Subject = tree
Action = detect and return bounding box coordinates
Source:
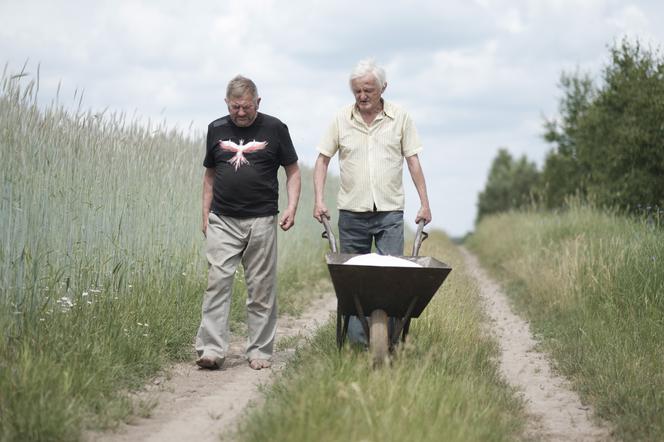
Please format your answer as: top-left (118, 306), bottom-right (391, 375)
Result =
top-left (576, 40), bottom-right (664, 210)
top-left (539, 72), bottom-right (595, 208)
top-left (476, 148), bottom-right (540, 223)
top-left (540, 39), bottom-right (664, 210)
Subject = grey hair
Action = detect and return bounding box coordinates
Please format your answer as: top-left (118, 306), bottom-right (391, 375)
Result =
top-left (226, 75), bottom-right (259, 103)
top-left (349, 58), bottom-right (386, 90)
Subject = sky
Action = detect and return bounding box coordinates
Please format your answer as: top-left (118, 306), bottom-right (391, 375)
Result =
top-left (2, 0), bottom-right (663, 237)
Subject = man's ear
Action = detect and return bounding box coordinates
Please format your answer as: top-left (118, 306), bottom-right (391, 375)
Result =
top-left (382, 82), bottom-right (387, 93)
top-left (256, 97), bottom-right (261, 109)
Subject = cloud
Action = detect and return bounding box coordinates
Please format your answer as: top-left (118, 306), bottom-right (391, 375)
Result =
top-left (2, 0), bottom-right (664, 236)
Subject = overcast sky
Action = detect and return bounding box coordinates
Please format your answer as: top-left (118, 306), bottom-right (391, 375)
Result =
top-left (2, 0), bottom-right (663, 236)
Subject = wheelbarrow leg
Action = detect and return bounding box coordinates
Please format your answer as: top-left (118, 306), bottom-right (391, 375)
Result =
top-left (342, 315), bottom-right (350, 342)
top-left (352, 294), bottom-right (371, 340)
top-left (390, 318), bottom-right (403, 348)
top-left (390, 296), bottom-right (418, 345)
top-left (336, 305), bottom-right (343, 349)
top-left (402, 318), bottom-right (411, 342)
top-left (336, 304), bottom-right (351, 349)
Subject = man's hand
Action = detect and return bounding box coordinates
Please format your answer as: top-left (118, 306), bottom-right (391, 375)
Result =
top-left (201, 218), bottom-right (208, 237)
top-left (415, 206), bottom-right (432, 225)
top-left (279, 208), bottom-right (296, 231)
top-left (313, 202), bottom-right (329, 223)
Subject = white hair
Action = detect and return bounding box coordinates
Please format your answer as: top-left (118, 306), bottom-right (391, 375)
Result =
top-left (349, 58), bottom-right (386, 90)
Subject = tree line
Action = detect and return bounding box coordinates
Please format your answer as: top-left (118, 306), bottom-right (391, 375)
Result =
top-left (476, 39), bottom-right (664, 223)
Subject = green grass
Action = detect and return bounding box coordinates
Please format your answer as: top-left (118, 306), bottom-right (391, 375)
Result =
top-left (234, 232), bottom-right (526, 442)
top-left (0, 66), bottom-right (336, 441)
top-left (468, 205), bottom-right (664, 441)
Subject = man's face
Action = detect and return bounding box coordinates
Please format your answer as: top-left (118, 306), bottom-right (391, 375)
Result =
top-left (351, 74), bottom-right (385, 114)
top-left (226, 93), bottom-right (260, 127)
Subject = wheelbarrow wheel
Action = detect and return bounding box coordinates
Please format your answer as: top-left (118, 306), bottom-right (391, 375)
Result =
top-left (370, 309), bottom-right (389, 366)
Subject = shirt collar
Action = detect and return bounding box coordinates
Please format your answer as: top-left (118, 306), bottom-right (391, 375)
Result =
top-left (382, 100), bottom-right (396, 119)
top-left (349, 99), bottom-right (395, 122)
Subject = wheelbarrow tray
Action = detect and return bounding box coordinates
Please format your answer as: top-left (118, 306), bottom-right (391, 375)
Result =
top-left (325, 253), bottom-right (452, 318)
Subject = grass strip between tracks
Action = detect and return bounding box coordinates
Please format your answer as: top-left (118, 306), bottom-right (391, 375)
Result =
top-left (234, 232), bottom-right (526, 442)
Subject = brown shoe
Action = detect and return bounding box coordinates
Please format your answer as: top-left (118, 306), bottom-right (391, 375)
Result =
top-left (196, 355), bottom-right (224, 370)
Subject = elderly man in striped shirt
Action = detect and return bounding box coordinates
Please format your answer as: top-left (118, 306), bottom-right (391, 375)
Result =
top-left (313, 58), bottom-right (432, 345)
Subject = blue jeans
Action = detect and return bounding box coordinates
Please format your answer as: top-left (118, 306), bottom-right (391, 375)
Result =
top-left (338, 210), bottom-right (404, 345)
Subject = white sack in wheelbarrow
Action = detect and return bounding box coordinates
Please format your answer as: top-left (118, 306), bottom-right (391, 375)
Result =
top-left (343, 253), bottom-right (422, 267)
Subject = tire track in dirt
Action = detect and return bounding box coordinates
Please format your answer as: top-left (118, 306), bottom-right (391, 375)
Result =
top-left (86, 295), bottom-right (337, 442)
top-left (460, 247), bottom-right (612, 442)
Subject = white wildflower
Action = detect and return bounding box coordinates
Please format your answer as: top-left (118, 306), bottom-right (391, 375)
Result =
top-left (59, 296), bottom-right (72, 305)
top-left (57, 296), bottom-right (74, 311)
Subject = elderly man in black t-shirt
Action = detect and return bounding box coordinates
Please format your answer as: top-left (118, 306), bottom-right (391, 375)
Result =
top-left (196, 75), bottom-right (301, 371)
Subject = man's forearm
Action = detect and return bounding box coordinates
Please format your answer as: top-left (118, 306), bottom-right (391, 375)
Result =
top-left (313, 154), bottom-right (330, 204)
top-left (407, 155), bottom-right (431, 208)
top-left (202, 169), bottom-right (215, 219)
top-left (202, 192), bottom-right (212, 218)
top-left (285, 165), bottom-right (301, 213)
top-left (414, 176), bottom-right (430, 209)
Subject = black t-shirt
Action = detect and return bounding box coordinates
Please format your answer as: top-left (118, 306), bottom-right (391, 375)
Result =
top-left (203, 113), bottom-right (298, 218)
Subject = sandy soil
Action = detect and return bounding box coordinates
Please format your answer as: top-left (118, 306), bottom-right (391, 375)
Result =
top-left (460, 247), bottom-right (612, 441)
top-left (86, 295), bottom-right (337, 442)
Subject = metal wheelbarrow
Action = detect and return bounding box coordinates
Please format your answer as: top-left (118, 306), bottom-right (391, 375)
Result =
top-left (321, 218), bottom-right (452, 365)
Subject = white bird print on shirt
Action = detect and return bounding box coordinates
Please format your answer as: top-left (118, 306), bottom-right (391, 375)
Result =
top-left (218, 139), bottom-right (268, 171)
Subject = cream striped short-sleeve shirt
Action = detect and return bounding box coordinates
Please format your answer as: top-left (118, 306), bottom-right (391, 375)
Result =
top-left (317, 100), bottom-right (423, 212)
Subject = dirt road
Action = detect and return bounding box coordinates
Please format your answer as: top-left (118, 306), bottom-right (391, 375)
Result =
top-left (460, 247), bottom-right (612, 441)
top-left (87, 295), bottom-right (337, 442)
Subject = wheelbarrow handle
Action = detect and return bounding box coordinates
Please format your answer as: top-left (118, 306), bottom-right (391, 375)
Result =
top-left (411, 220), bottom-right (428, 257)
top-left (321, 217), bottom-right (338, 253)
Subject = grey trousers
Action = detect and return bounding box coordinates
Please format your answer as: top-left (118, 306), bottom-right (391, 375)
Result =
top-left (195, 213), bottom-right (278, 361)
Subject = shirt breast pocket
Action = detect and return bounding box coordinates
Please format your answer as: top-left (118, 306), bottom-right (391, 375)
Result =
top-left (338, 133), bottom-right (364, 161)
top-left (379, 130), bottom-right (403, 160)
